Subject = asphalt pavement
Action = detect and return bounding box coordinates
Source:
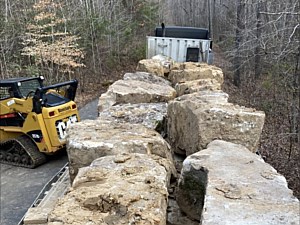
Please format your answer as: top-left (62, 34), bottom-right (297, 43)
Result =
top-left (0, 98), bottom-right (98, 225)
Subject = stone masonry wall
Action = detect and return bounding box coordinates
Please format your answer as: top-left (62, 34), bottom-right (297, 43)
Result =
top-left (177, 140), bottom-right (300, 224)
top-left (46, 55), bottom-right (299, 225)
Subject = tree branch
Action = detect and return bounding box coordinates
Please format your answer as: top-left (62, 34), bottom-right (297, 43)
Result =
top-left (289, 24), bottom-right (300, 43)
top-left (260, 11), bottom-right (300, 16)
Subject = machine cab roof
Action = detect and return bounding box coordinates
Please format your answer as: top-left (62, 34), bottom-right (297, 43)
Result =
top-left (0, 77), bottom-right (43, 99)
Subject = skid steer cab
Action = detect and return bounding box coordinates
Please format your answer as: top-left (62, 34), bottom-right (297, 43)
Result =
top-left (0, 76), bottom-right (80, 168)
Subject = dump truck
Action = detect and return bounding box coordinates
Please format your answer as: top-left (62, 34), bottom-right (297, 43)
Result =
top-left (147, 24), bottom-right (213, 64)
top-left (0, 76), bottom-right (80, 168)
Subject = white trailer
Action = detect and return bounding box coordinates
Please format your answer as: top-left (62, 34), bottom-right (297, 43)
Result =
top-left (147, 36), bottom-right (212, 63)
top-left (146, 26), bottom-right (213, 64)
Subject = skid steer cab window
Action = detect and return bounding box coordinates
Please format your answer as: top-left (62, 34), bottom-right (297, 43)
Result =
top-left (18, 79), bottom-right (41, 98)
top-left (0, 87), bottom-right (13, 100)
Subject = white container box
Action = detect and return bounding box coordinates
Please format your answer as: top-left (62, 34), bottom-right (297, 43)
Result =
top-left (147, 36), bottom-right (212, 63)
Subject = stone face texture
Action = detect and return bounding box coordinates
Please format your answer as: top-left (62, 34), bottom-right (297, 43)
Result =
top-left (175, 79), bottom-right (221, 96)
top-left (137, 55), bottom-right (174, 76)
top-left (66, 119), bottom-right (174, 182)
top-left (23, 208), bottom-right (48, 224)
top-left (177, 90), bottom-right (229, 104)
top-left (123, 72), bottom-right (172, 87)
top-left (168, 91), bottom-right (265, 155)
top-left (136, 58), bottom-right (165, 76)
top-left (98, 79), bottom-right (176, 112)
top-left (177, 140), bottom-right (300, 224)
top-left (172, 62), bottom-right (209, 70)
top-left (99, 103), bottom-right (167, 133)
top-left (48, 154), bottom-right (170, 225)
top-left (168, 65), bottom-right (224, 85)
top-left (167, 199), bottom-right (199, 225)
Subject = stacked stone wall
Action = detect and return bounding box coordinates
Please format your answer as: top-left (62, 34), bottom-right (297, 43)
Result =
top-left (42, 56), bottom-right (299, 225)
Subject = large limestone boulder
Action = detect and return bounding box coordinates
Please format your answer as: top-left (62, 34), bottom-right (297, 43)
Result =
top-left (168, 65), bottom-right (224, 85)
top-left (48, 153), bottom-right (170, 225)
top-left (66, 119), bottom-right (174, 182)
top-left (168, 91), bottom-right (265, 155)
top-left (123, 71), bottom-right (172, 86)
top-left (136, 55), bottom-right (173, 76)
top-left (176, 140), bottom-right (300, 224)
top-left (98, 79), bottom-right (176, 112)
top-left (136, 59), bottom-right (164, 77)
top-left (175, 79), bottom-right (221, 96)
top-left (176, 90), bottom-right (229, 104)
top-left (99, 103), bottom-right (167, 134)
top-left (172, 62), bottom-right (211, 70)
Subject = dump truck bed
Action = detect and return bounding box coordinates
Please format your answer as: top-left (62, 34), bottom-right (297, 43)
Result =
top-left (147, 36), bottom-right (211, 63)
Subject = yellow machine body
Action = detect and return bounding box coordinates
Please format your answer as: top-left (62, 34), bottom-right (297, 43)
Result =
top-left (0, 98), bottom-right (79, 154)
top-left (0, 77), bottom-right (79, 167)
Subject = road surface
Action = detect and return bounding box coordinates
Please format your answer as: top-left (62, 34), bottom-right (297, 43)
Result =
top-left (0, 98), bottom-right (98, 225)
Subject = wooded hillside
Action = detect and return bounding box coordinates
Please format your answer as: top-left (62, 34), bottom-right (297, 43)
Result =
top-left (0, 0), bottom-right (299, 198)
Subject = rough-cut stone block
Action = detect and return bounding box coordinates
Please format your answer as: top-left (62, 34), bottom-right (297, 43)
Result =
top-left (168, 65), bottom-right (224, 85)
top-left (175, 79), bottom-right (221, 96)
top-left (176, 90), bottom-right (229, 104)
top-left (182, 62), bottom-right (207, 69)
top-left (23, 208), bottom-right (48, 224)
top-left (177, 140), bottom-right (300, 224)
top-left (123, 71), bottom-right (172, 87)
top-left (48, 154), bottom-right (170, 225)
top-left (137, 55), bottom-right (174, 76)
top-left (172, 62), bottom-right (209, 70)
top-left (136, 59), bottom-right (165, 76)
top-left (168, 91), bottom-right (265, 155)
top-left (98, 79), bottom-right (176, 112)
top-left (66, 120), bottom-right (174, 182)
top-left (152, 54), bottom-right (174, 74)
top-left (99, 103), bottom-right (167, 134)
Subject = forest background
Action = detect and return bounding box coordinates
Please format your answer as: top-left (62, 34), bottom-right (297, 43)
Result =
top-left (0, 0), bottom-right (299, 198)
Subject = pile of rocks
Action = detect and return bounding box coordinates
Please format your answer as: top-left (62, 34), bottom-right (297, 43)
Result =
top-left (39, 55), bottom-right (299, 225)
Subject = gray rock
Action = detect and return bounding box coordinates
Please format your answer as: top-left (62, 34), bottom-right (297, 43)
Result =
top-left (152, 54), bottom-right (174, 74)
top-left (66, 119), bottom-right (175, 182)
top-left (172, 62), bottom-right (210, 70)
top-left (99, 102), bottom-right (167, 135)
top-left (167, 199), bottom-right (198, 225)
top-left (177, 90), bottom-right (229, 104)
top-left (168, 91), bottom-right (265, 155)
top-left (136, 55), bottom-right (174, 76)
top-left (49, 154), bottom-right (170, 225)
top-left (175, 79), bottom-right (221, 96)
top-left (136, 58), bottom-right (165, 76)
top-left (168, 65), bottom-right (224, 85)
top-left (124, 71), bottom-right (172, 86)
top-left (177, 140), bottom-right (300, 224)
top-left (98, 79), bottom-right (176, 112)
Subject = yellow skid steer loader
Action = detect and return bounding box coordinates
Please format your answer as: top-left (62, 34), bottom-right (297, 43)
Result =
top-left (0, 76), bottom-right (80, 168)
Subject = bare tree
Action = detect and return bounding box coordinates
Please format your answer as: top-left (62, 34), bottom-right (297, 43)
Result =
top-left (21, 0), bottom-right (85, 82)
top-left (254, 0), bottom-right (263, 78)
top-left (233, 0), bottom-right (245, 87)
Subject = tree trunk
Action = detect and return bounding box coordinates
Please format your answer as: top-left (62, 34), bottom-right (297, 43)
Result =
top-left (254, 0), bottom-right (263, 79)
top-left (234, 0), bottom-right (245, 87)
top-left (208, 0), bottom-right (213, 40)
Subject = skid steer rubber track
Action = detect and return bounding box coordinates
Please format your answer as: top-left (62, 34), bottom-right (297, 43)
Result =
top-left (0, 135), bottom-right (47, 168)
